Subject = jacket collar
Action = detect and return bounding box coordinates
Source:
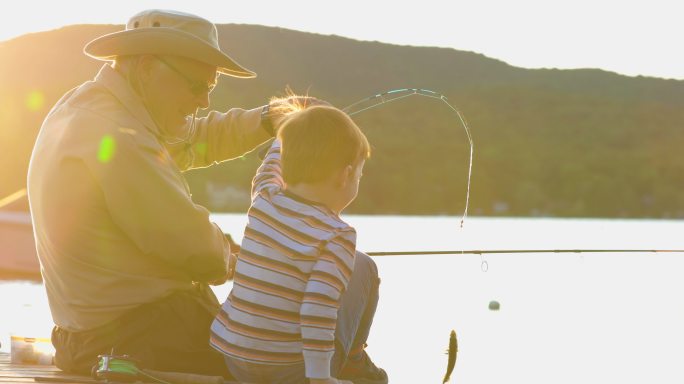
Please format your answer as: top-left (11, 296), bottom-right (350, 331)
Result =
top-left (94, 64), bottom-right (162, 137)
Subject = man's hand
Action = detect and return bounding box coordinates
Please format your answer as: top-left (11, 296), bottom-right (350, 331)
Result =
top-left (208, 251), bottom-right (238, 286)
top-left (225, 233), bottom-right (240, 280)
top-left (224, 233), bottom-right (241, 254)
top-left (208, 234), bottom-right (240, 286)
top-left (226, 251), bottom-right (238, 279)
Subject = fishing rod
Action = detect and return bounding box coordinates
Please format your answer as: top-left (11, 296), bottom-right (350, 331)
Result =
top-left (343, 88), bottom-right (473, 228)
top-left (366, 249), bottom-right (684, 256)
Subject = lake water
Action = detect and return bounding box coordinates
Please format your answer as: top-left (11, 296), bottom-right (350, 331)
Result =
top-left (2, 214), bottom-right (684, 383)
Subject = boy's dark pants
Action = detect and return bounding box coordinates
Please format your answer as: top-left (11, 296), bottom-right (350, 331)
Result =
top-left (334, 251), bottom-right (381, 364)
top-left (51, 283), bottom-right (230, 378)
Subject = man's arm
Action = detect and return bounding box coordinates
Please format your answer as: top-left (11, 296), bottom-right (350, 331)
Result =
top-left (89, 132), bottom-right (230, 282)
top-left (181, 96), bottom-right (331, 168)
top-left (182, 106), bottom-right (273, 169)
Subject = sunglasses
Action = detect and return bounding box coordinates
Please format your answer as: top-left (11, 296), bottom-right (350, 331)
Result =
top-left (155, 56), bottom-right (216, 96)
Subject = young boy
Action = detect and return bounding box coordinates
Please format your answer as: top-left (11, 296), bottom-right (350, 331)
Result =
top-left (210, 103), bottom-right (387, 384)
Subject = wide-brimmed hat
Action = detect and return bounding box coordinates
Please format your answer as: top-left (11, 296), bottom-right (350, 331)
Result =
top-left (84, 9), bottom-right (256, 78)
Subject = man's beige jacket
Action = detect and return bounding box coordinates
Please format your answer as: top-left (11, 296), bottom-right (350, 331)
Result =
top-left (28, 64), bottom-right (270, 332)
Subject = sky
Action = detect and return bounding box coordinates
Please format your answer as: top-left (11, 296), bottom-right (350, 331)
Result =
top-left (0, 0), bottom-right (682, 80)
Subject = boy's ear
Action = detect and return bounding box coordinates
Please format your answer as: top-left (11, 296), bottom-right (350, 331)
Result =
top-left (336, 165), bottom-right (353, 187)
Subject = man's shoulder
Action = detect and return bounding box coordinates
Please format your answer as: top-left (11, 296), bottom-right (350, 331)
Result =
top-left (49, 86), bottom-right (159, 152)
top-left (75, 92), bottom-right (147, 134)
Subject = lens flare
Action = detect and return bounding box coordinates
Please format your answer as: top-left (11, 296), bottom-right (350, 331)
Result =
top-left (194, 142), bottom-right (208, 157)
top-left (26, 91), bottom-right (45, 111)
top-left (98, 135), bottom-right (116, 163)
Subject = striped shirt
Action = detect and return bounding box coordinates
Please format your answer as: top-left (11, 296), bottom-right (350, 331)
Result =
top-left (210, 139), bottom-right (357, 379)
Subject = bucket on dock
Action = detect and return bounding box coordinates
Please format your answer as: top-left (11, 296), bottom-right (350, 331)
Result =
top-left (10, 335), bottom-right (54, 365)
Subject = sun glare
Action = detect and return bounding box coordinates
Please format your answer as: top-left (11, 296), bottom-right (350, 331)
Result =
top-left (269, 91), bottom-right (310, 116)
top-left (10, 335), bottom-right (54, 365)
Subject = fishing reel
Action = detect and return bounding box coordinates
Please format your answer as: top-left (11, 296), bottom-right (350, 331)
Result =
top-left (92, 354), bottom-right (141, 382)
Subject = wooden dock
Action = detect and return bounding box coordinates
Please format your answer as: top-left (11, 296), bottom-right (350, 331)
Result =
top-left (0, 353), bottom-right (93, 384)
top-left (0, 353), bottom-right (242, 384)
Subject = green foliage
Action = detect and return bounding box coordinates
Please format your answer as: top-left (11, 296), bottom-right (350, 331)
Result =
top-left (2, 24), bottom-right (684, 218)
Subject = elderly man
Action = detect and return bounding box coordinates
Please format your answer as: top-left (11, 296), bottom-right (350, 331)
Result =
top-left (27, 9), bottom-right (280, 377)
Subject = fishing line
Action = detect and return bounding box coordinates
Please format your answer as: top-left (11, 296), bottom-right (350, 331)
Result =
top-left (343, 88), bottom-right (474, 228)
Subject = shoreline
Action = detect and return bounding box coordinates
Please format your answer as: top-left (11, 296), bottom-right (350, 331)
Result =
top-left (0, 270), bottom-right (42, 283)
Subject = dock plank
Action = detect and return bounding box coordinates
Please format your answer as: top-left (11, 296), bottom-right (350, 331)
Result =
top-left (0, 353), bottom-right (244, 384)
top-left (0, 353), bottom-right (94, 384)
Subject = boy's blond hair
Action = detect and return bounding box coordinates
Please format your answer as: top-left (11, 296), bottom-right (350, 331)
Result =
top-left (277, 105), bottom-right (370, 185)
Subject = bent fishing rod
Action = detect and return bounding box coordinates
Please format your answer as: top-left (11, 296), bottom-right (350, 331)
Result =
top-left (343, 88), bottom-right (474, 228)
top-left (366, 249), bottom-right (684, 256)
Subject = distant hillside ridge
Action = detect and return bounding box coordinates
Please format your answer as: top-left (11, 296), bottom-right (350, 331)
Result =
top-left (1, 24), bottom-right (683, 218)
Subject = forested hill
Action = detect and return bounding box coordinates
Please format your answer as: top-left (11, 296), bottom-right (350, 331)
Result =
top-left (2, 24), bottom-right (683, 217)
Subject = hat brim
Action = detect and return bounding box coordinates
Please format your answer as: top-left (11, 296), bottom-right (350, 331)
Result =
top-left (84, 28), bottom-right (256, 78)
